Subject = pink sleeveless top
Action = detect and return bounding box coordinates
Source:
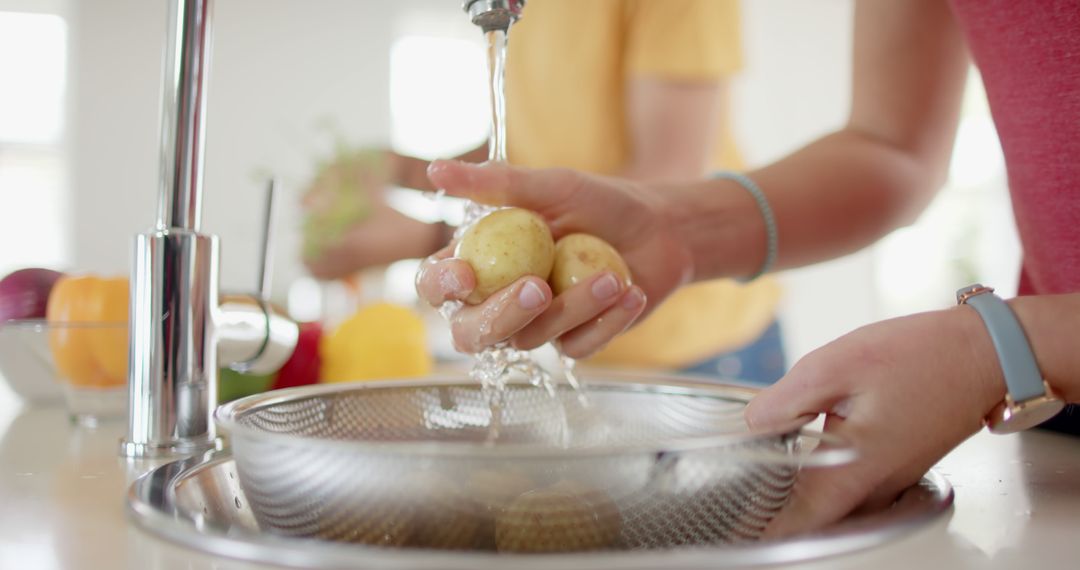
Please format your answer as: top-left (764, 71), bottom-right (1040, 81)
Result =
top-left (950, 0), bottom-right (1080, 295)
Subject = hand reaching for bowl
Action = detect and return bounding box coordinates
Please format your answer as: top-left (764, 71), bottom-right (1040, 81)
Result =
top-left (745, 306), bottom-right (1007, 537)
top-left (415, 160), bottom-right (691, 357)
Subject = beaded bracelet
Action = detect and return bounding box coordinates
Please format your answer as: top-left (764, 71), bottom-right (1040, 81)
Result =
top-left (712, 171), bottom-right (778, 283)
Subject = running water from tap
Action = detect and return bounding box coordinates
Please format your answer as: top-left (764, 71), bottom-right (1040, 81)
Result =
top-left (438, 24), bottom-right (588, 445)
top-left (456, 29), bottom-right (509, 232)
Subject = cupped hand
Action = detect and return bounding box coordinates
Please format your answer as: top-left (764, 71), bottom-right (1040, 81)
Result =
top-left (744, 306), bottom-right (1006, 537)
top-left (415, 160), bottom-right (692, 356)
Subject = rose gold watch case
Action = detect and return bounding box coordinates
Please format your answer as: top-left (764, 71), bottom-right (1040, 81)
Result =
top-left (985, 381), bottom-right (1066, 434)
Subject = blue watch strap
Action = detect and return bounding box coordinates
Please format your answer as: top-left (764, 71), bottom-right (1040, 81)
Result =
top-left (957, 285), bottom-right (1045, 402)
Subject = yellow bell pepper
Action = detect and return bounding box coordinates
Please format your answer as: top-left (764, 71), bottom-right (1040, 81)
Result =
top-left (320, 302), bottom-right (432, 383)
top-left (46, 275), bottom-right (129, 388)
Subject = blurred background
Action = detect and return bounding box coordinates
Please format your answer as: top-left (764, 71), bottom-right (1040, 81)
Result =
top-left (0, 0), bottom-right (1020, 410)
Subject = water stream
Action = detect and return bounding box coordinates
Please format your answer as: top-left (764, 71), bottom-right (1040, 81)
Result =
top-left (443, 25), bottom-right (587, 446)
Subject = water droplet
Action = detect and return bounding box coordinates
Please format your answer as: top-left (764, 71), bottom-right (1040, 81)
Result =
top-left (438, 300), bottom-right (462, 321)
top-left (234, 497), bottom-right (242, 509)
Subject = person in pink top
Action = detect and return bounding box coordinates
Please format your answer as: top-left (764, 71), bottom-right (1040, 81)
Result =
top-left (415, 0), bottom-right (1080, 534)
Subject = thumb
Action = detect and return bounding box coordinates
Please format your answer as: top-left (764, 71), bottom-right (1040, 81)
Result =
top-left (426, 160), bottom-right (578, 211)
top-left (744, 364), bottom-right (847, 433)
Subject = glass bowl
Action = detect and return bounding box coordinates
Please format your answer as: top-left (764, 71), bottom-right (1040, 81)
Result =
top-left (0, 318), bottom-right (128, 426)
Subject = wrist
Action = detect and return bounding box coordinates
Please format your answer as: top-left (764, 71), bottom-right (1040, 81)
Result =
top-left (956, 287), bottom-right (1069, 433)
top-left (660, 179), bottom-right (767, 282)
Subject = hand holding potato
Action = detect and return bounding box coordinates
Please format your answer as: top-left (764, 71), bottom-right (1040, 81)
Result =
top-left (416, 160), bottom-right (692, 357)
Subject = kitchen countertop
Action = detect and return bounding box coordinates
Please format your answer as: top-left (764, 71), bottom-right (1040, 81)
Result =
top-left (1, 396), bottom-right (1078, 569)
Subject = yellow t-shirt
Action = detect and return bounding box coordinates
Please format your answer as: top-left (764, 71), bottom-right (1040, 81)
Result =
top-left (506, 0), bottom-right (781, 369)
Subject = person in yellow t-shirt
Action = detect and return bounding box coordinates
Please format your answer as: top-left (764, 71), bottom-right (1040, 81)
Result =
top-left (301, 0), bottom-right (785, 384)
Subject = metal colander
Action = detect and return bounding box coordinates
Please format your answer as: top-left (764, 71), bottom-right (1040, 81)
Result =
top-left (215, 374), bottom-right (840, 553)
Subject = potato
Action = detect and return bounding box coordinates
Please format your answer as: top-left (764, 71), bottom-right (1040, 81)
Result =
top-left (549, 233), bottom-right (631, 296)
top-left (405, 473), bottom-right (483, 550)
top-left (494, 483), bottom-right (621, 553)
top-left (464, 467), bottom-right (537, 550)
top-left (454, 208), bottom-right (555, 304)
top-left (548, 479), bottom-right (622, 546)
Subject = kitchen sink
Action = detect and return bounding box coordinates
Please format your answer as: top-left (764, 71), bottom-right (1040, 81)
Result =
top-left (127, 451), bottom-right (952, 569)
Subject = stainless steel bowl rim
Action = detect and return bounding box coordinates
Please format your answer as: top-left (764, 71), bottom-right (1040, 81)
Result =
top-left (127, 451), bottom-right (954, 570)
top-left (214, 374), bottom-right (844, 464)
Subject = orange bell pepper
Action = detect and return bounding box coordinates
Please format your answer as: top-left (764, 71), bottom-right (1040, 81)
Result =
top-left (46, 275), bottom-right (129, 388)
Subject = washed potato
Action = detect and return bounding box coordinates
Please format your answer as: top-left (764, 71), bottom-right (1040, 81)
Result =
top-left (494, 483), bottom-right (620, 553)
top-left (454, 208), bottom-right (555, 304)
top-left (465, 467), bottom-right (537, 550)
top-left (316, 496), bottom-right (414, 546)
top-left (405, 473), bottom-right (483, 550)
top-left (549, 233), bottom-right (631, 296)
top-left (549, 479), bottom-right (622, 546)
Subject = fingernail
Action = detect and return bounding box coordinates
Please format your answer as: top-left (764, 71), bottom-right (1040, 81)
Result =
top-left (426, 160), bottom-right (451, 177)
top-left (621, 288), bottom-right (645, 310)
top-left (591, 273), bottom-right (620, 300)
top-left (518, 281), bottom-right (547, 310)
top-left (440, 268), bottom-right (461, 294)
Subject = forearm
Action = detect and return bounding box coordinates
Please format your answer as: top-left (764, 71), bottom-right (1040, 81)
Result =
top-left (664, 0), bottom-right (967, 281)
top-left (663, 127), bottom-right (941, 281)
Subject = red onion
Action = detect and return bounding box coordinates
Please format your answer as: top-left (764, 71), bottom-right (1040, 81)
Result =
top-left (0, 268), bottom-right (64, 321)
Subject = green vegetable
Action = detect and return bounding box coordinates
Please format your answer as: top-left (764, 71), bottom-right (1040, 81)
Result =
top-left (218, 367), bottom-right (275, 403)
top-left (301, 148), bottom-right (388, 260)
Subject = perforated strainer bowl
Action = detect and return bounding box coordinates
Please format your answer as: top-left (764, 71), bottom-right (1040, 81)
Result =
top-left (215, 373), bottom-right (852, 553)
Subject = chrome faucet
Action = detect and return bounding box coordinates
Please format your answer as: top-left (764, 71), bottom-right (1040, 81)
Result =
top-left (121, 0), bottom-right (297, 459)
top-left (464, 0), bottom-right (525, 31)
top-left (121, 0), bottom-right (524, 460)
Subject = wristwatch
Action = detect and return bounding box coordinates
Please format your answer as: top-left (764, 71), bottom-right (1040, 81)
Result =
top-left (957, 284), bottom-right (1065, 434)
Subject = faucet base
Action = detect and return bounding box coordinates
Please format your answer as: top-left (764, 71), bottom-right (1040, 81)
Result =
top-left (120, 436), bottom-right (222, 459)
top-left (125, 229), bottom-right (220, 459)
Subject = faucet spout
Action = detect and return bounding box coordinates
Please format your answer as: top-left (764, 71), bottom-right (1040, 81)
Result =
top-left (463, 0), bottom-right (525, 32)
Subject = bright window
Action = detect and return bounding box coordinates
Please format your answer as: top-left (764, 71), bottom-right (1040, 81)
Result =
top-left (0, 12), bottom-right (66, 144)
top-left (389, 34), bottom-right (488, 160)
top-left (0, 11), bottom-right (69, 277)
